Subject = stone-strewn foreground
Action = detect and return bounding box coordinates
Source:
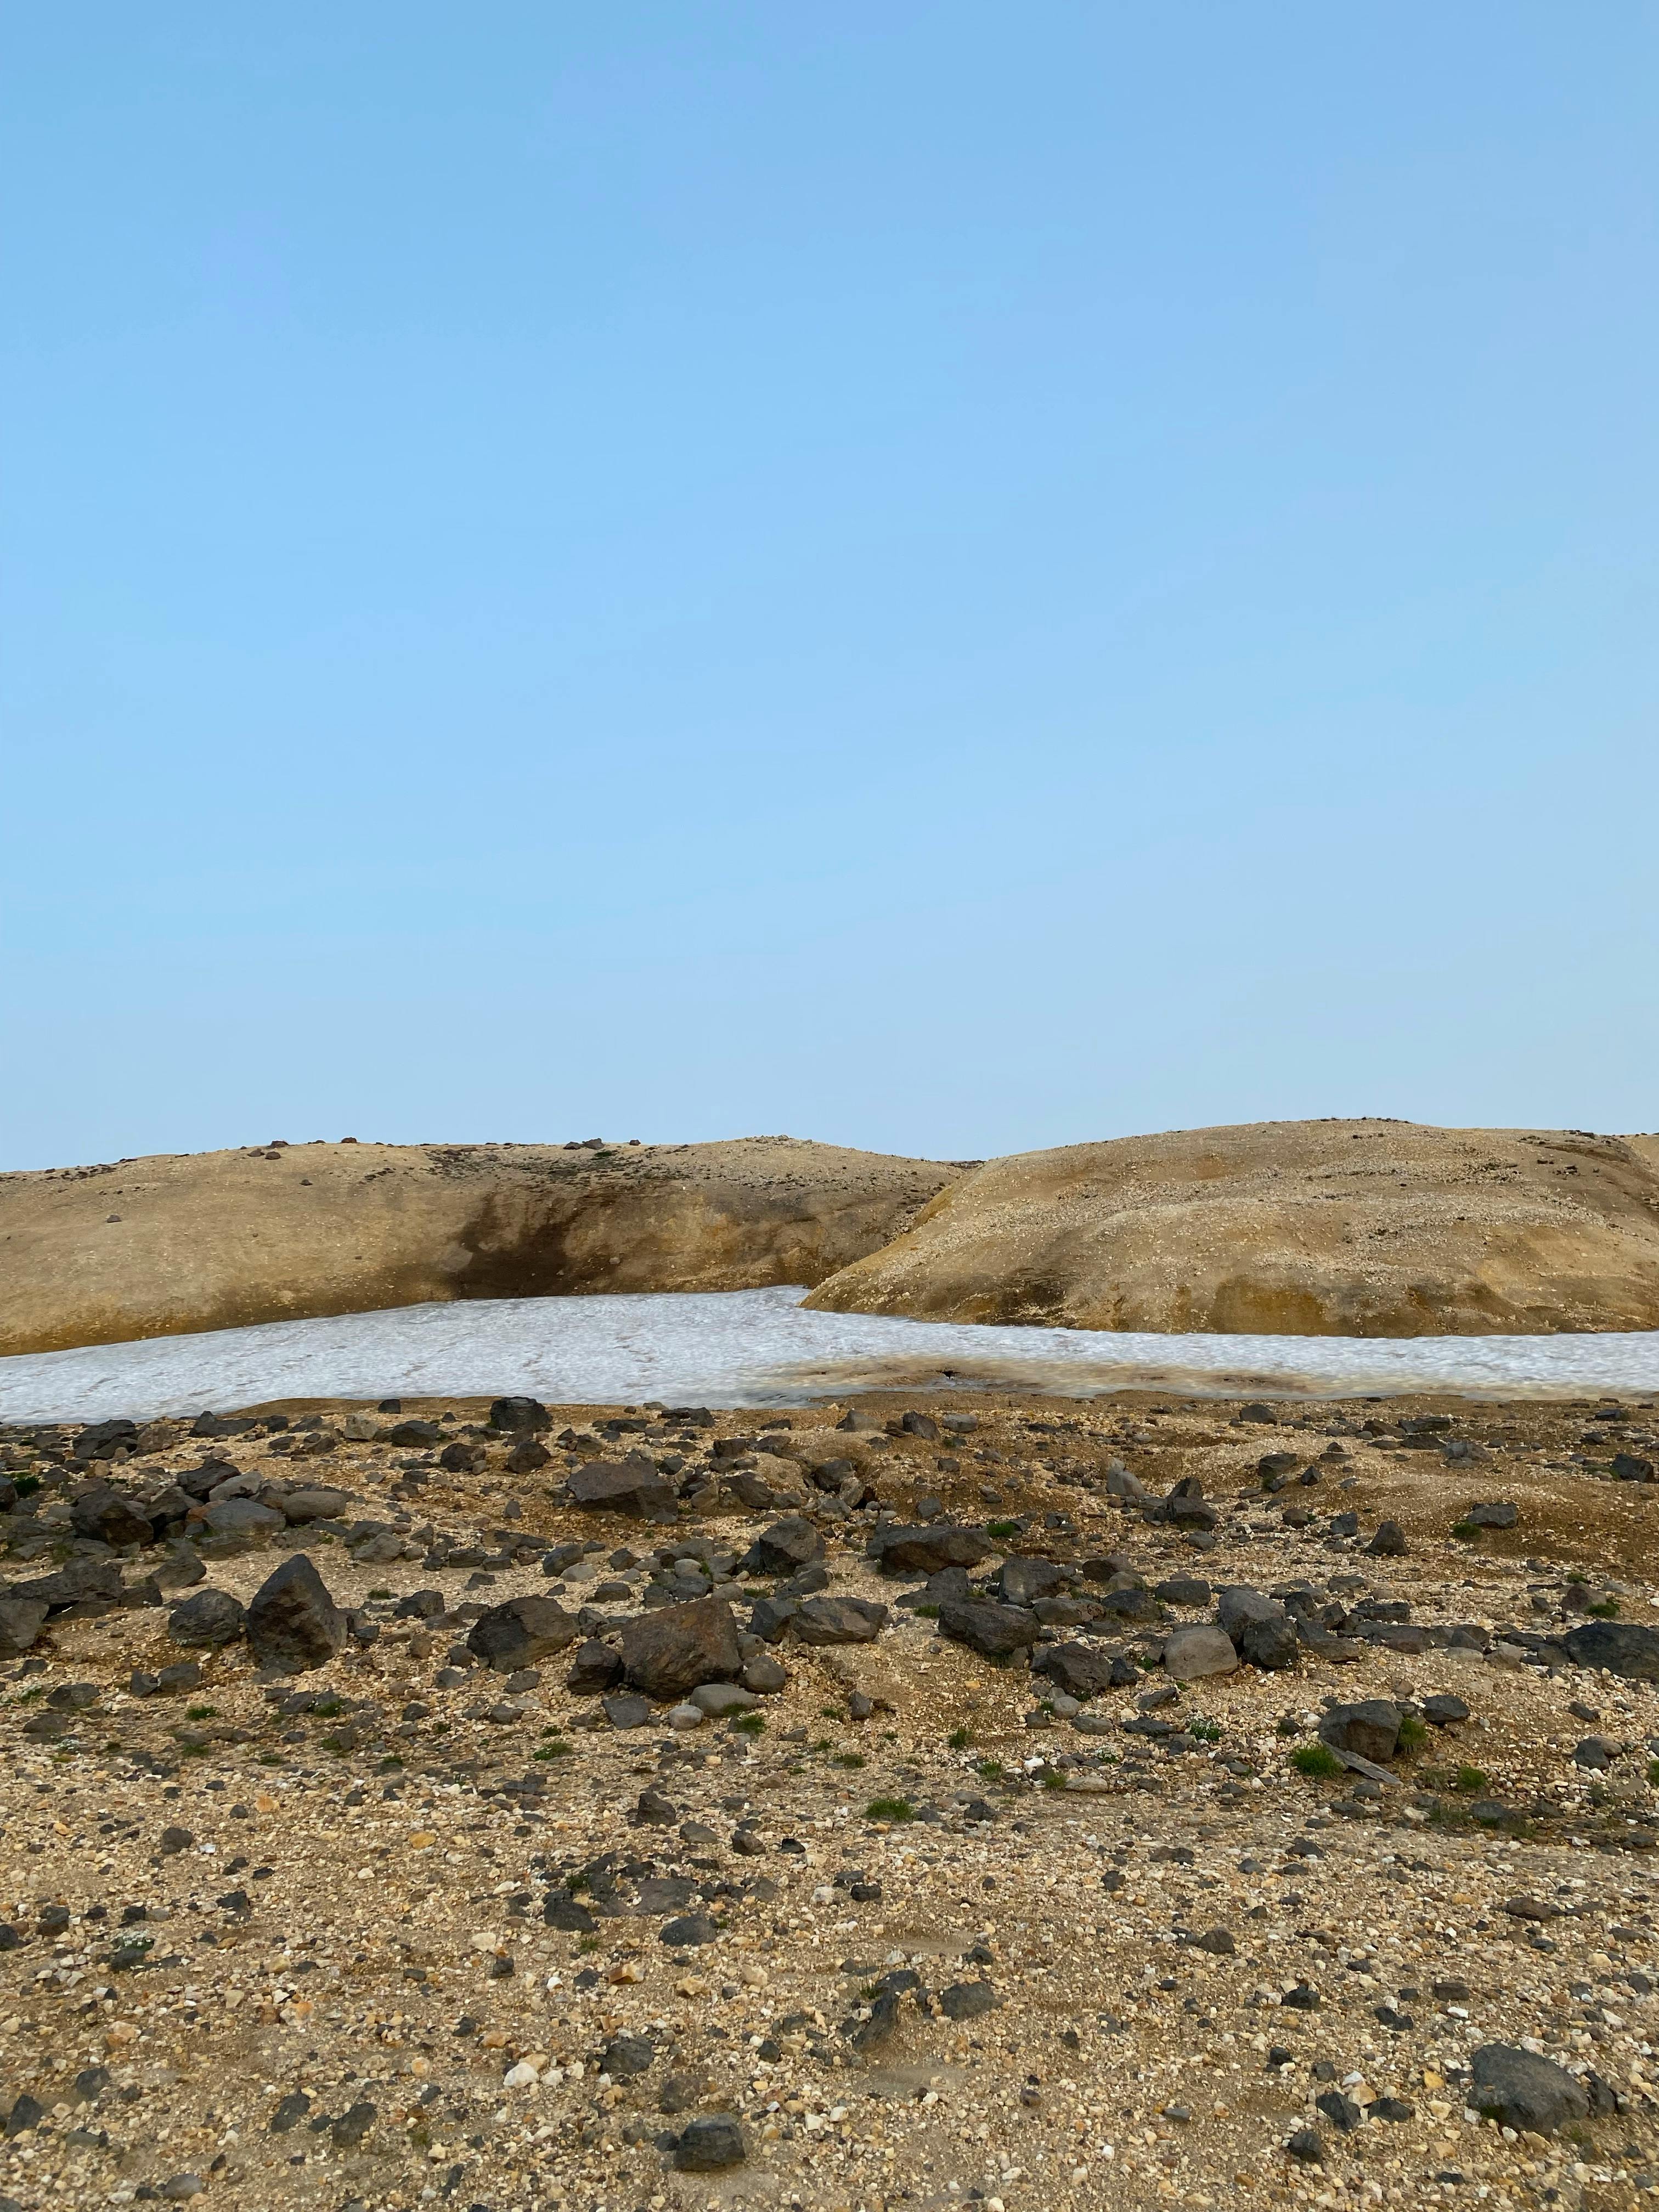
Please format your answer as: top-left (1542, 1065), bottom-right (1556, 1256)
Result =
top-left (0, 1384), bottom-right (1656, 2211)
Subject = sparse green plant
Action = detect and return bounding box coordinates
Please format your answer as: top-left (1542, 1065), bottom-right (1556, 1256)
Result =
top-left (1451, 1521), bottom-right (1479, 1541)
top-left (1291, 1743), bottom-right (1342, 1779)
top-left (378, 1755), bottom-right (404, 1772)
top-left (1588, 1600), bottom-right (1621, 1618)
top-left (881, 1729), bottom-right (899, 1742)
top-left (186, 1705), bottom-right (218, 1721)
top-left (834, 1752), bottom-right (866, 1770)
top-left (1647, 1759), bottom-right (1659, 1787)
top-left (977, 1758), bottom-right (1003, 1780)
top-left (733, 1712), bottom-right (765, 1736)
top-left (915, 1604), bottom-right (940, 1618)
top-left (865, 1797), bottom-right (915, 1824)
top-left (368, 1588), bottom-right (394, 1600)
top-left (577, 1935), bottom-right (600, 1953)
top-left (1041, 1769), bottom-right (1068, 1792)
top-left (1397, 1715), bottom-right (1428, 1753)
top-left (986, 1519), bottom-right (1020, 1541)
top-left (811, 1737), bottom-right (833, 1753)
top-left (820, 1706), bottom-right (845, 1721)
top-left (947, 1726), bottom-right (972, 1751)
top-left (1188, 1717), bottom-right (1223, 1744)
top-left (12, 1475), bottom-right (39, 1498)
top-left (313, 1697), bottom-right (344, 1718)
top-left (1455, 1765), bottom-right (1489, 1794)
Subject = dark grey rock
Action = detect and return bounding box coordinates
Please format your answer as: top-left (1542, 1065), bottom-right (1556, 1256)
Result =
top-left (1366, 1520), bottom-right (1408, 1558)
top-left (673, 2115), bottom-right (746, 2171)
top-left (740, 1517), bottom-right (823, 1576)
top-left (869, 1525), bottom-right (989, 1577)
top-left (568, 1457), bottom-right (677, 1520)
top-left (71, 1488), bottom-right (153, 1548)
top-left (602, 2033), bottom-right (656, 2078)
top-left (488, 1397), bottom-right (549, 1433)
top-left (1469, 2042), bottom-right (1588, 2134)
top-left (1464, 1501), bottom-right (1518, 1528)
top-left (620, 1595), bottom-right (742, 1699)
top-left (467, 1595), bottom-right (579, 1672)
top-left (1562, 1621), bottom-right (1659, 1680)
top-left (246, 1554), bottom-right (346, 1674)
top-left (566, 1639), bottom-right (625, 1694)
top-left (938, 1980), bottom-right (997, 2021)
top-left (791, 1596), bottom-right (888, 1645)
top-left (938, 1598), bottom-right (1040, 1657)
top-left (1319, 1700), bottom-right (1402, 1763)
top-left (167, 1588), bottom-right (246, 1648)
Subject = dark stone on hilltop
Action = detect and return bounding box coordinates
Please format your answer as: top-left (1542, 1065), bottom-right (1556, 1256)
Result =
top-left (869, 1524), bottom-right (989, 1577)
top-left (1032, 1641), bottom-right (1118, 1700)
top-left (1367, 1520), bottom-right (1408, 1558)
top-left (567, 1639), bottom-right (625, 1694)
top-left (1465, 1501), bottom-right (1519, 1528)
top-left (246, 1554), bottom-right (345, 1674)
top-left (791, 1596), bottom-right (888, 1645)
top-left (505, 1438), bottom-right (551, 1474)
top-left (70, 1488), bottom-right (154, 1548)
top-left (1319, 1700), bottom-right (1402, 1762)
top-left (332, 2102), bottom-right (376, 2150)
top-left (385, 1420), bottom-right (442, 1447)
top-left (938, 1980), bottom-right (997, 2021)
top-left (567, 1458), bottom-right (678, 1520)
top-left (938, 1598), bottom-right (1040, 1657)
top-left (747, 1596), bottom-right (799, 1643)
top-left (659, 1914), bottom-right (718, 1947)
top-left (1193, 1927), bottom-right (1235, 1955)
top-left (269, 2090), bottom-right (311, 2133)
top-left (602, 2033), bottom-right (656, 2079)
top-left (439, 1440), bottom-right (487, 1474)
top-left (1562, 1621), bottom-right (1659, 1680)
top-left (620, 1595), bottom-right (742, 1699)
top-left (489, 1397), bottom-right (549, 1434)
top-left (673, 2115), bottom-right (747, 2172)
top-left (1612, 1452), bottom-right (1656, 1482)
top-left (1469, 2043), bottom-right (1589, 2134)
top-left (1316, 2091), bottom-right (1363, 2134)
top-left (740, 1517), bottom-right (823, 1577)
top-left (1217, 1585), bottom-right (1300, 1671)
top-left (1286, 2128), bottom-right (1324, 2163)
top-left (167, 1588), bottom-right (246, 1647)
top-left (0, 1601), bottom-right (47, 1659)
top-left (467, 1595), bottom-right (579, 1673)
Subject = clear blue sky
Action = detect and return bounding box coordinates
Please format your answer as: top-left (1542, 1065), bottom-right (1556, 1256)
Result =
top-left (5, 5), bottom-right (1656, 1171)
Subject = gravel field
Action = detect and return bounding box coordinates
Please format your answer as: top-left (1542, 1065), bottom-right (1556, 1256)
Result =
top-left (0, 1384), bottom-right (1656, 2212)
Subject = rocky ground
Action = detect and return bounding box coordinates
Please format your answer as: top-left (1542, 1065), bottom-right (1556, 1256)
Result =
top-left (0, 1386), bottom-right (1657, 2212)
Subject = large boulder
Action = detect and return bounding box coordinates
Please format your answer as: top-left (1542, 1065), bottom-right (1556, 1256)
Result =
top-left (1319, 1700), bottom-right (1402, 1763)
top-left (937, 1598), bottom-right (1040, 1657)
top-left (201, 1497), bottom-right (284, 1538)
top-left (467, 1596), bottom-right (579, 1673)
top-left (1031, 1641), bottom-right (1118, 1700)
top-left (998, 1556), bottom-right (1071, 1607)
top-left (790, 1596), bottom-right (888, 1646)
top-left (488, 1396), bottom-right (549, 1433)
top-left (1469, 2044), bottom-right (1589, 2135)
top-left (167, 1588), bottom-right (247, 1647)
top-left (70, 1488), bottom-right (154, 1548)
top-left (1216, 1585), bottom-right (1299, 1671)
top-left (567, 1458), bottom-right (678, 1521)
top-left (0, 1600), bottom-right (48, 1658)
top-left (1162, 1625), bottom-right (1239, 1680)
top-left (246, 1555), bottom-right (346, 1674)
top-left (278, 1487), bottom-right (353, 1524)
top-left (1562, 1621), bottom-right (1659, 1680)
top-left (10, 1558), bottom-right (125, 1611)
top-left (620, 1596), bottom-right (743, 1700)
top-left (869, 1525), bottom-right (989, 1577)
top-left (740, 1518), bottom-right (823, 1577)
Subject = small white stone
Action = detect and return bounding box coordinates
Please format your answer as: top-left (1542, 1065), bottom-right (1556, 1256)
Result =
top-left (668, 1703), bottom-right (706, 1730)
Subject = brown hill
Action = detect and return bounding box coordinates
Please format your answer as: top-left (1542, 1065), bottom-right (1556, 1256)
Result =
top-left (0, 1137), bottom-right (961, 1356)
top-left (803, 1119), bottom-right (1659, 1336)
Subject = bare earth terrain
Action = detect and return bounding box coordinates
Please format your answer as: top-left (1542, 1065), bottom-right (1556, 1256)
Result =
top-left (0, 1141), bottom-right (962, 1357)
top-left (806, 1123), bottom-right (1659, 1338)
top-left (9, 1122), bottom-right (1659, 1359)
top-left (0, 1383), bottom-right (1657, 2212)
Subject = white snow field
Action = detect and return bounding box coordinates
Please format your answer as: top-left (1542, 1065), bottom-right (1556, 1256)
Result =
top-left (3, 1288), bottom-right (1659, 1423)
